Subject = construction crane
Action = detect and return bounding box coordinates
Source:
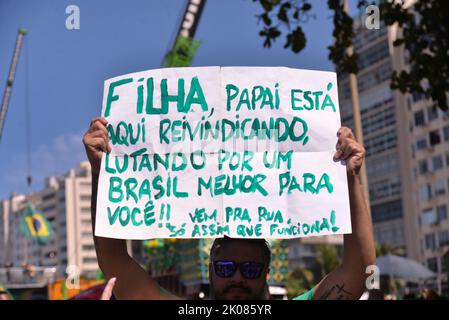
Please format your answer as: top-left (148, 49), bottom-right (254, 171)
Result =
top-left (0, 28), bottom-right (32, 187)
top-left (163, 0), bottom-right (206, 68)
top-left (0, 29), bottom-right (57, 295)
top-left (0, 28), bottom-right (27, 142)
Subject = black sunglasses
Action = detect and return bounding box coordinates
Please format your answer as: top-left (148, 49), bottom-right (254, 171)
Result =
top-left (213, 260), bottom-right (265, 279)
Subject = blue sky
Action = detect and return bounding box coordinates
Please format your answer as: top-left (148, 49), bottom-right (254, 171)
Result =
top-left (0, 0), bottom-right (359, 199)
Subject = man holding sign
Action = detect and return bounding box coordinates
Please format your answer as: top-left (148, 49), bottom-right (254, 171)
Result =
top-left (83, 67), bottom-right (375, 300)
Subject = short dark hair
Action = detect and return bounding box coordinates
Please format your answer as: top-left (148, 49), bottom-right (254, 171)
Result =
top-left (210, 237), bottom-right (271, 266)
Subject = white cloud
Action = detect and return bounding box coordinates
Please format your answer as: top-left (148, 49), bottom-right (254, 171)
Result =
top-left (0, 131), bottom-right (87, 199)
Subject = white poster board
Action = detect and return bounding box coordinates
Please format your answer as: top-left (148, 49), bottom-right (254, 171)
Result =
top-left (95, 67), bottom-right (351, 239)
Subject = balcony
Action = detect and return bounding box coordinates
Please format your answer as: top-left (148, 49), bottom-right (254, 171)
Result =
top-left (0, 266), bottom-right (58, 289)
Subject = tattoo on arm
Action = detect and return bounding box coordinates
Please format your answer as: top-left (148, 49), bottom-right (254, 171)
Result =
top-left (317, 283), bottom-right (353, 300)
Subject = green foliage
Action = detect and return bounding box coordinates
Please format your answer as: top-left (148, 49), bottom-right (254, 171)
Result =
top-left (285, 244), bottom-right (341, 298)
top-left (145, 240), bottom-right (179, 272)
top-left (375, 241), bottom-right (406, 257)
top-left (253, 0), bottom-right (313, 53)
top-left (315, 244), bottom-right (340, 277)
top-left (327, 0), bottom-right (359, 74)
top-left (164, 36), bottom-right (201, 68)
top-left (252, 0), bottom-right (449, 111)
top-left (285, 267), bottom-right (314, 298)
top-left (379, 0), bottom-right (449, 110)
top-left (95, 269), bottom-right (105, 281)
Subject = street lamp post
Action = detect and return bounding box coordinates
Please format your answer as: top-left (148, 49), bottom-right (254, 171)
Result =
top-left (343, 0), bottom-right (371, 218)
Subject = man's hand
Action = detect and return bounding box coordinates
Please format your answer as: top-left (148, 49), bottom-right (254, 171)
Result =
top-left (333, 127), bottom-right (365, 176)
top-left (100, 277), bottom-right (116, 300)
top-left (84, 116), bottom-right (176, 300)
top-left (313, 126), bottom-right (375, 300)
top-left (82, 117), bottom-right (111, 175)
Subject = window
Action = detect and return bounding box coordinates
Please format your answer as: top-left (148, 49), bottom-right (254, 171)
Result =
top-left (433, 180), bottom-right (446, 196)
top-left (418, 159), bottom-right (428, 174)
top-left (416, 137), bottom-right (428, 150)
top-left (369, 177), bottom-right (401, 201)
top-left (364, 130), bottom-right (397, 156)
top-left (80, 195), bottom-right (91, 201)
top-left (366, 155), bottom-right (399, 178)
top-left (439, 230), bottom-right (449, 246)
top-left (359, 88), bottom-right (393, 113)
top-left (425, 234), bottom-right (436, 250)
top-left (429, 130), bottom-right (441, 146)
top-left (354, 24), bottom-right (386, 50)
top-left (77, 168), bottom-right (89, 177)
top-left (412, 92), bottom-right (426, 102)
top-left (43, 205), bottom-right (56, 212)
top-left (432, 155), bottom-right (444, 171)
top-left (371, 200), bottom-right (402, 223)
top-left (414, 110), bottom-right (425, 126)
top-left (427, 106), bottom-right (439, 122)
top-left (82, 232), bottom-right (92, 238)
top-left (427, 257), bottom-right (438, 272)
top-left (358, 62), bottom-right (392, 93)
top-left (82, 245), bottom-right (95, 251)
top-left (444, 125), bottom-right (449, 141)
top-left (361, 106), bottom-right (396, 135)
top-left (43, 193), bottom-right (55, 201)
top-left (437, 205), bottom-right (448, 221)
top-left (422, 209), bottom-right (437, 225)
top-left (419, 184), bottom-right (432, 202)
top-left (358, 41), bottom-right (390, 70)
top-left (82, 257), bottom-right (98, 264)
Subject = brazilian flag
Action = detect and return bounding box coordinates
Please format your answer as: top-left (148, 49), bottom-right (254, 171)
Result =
top-left (19, 203), bottom-right (53, 245)
top-left (143, 238), bottom-right (165, 249)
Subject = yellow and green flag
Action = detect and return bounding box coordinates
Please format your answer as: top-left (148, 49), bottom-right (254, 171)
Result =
top-left (19, 203), bottom-right (53, 245)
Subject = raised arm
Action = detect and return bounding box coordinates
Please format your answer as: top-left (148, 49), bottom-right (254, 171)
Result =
top-left (312, 127), bottom-right (376, 300)
top-left (83, 117), bottom-right (177, 300)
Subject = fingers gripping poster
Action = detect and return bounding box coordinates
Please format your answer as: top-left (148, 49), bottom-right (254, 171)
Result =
top-left (95, 67), bottom-right (351, 240)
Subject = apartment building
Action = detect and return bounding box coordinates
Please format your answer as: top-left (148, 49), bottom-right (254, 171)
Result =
top-left (0, 161), bottom-right (98, 279)
top-left (338, 15), bottom-right (449, 286)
